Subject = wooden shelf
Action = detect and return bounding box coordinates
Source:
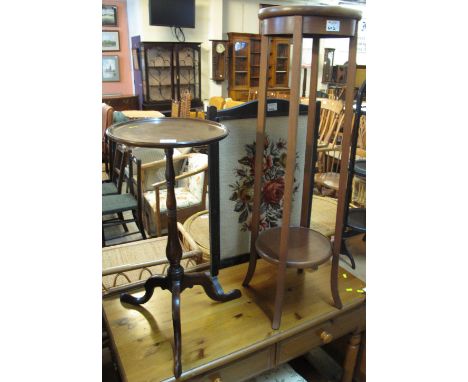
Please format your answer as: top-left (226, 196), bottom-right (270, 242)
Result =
top-left (255, 227), bottom-right (332, 268)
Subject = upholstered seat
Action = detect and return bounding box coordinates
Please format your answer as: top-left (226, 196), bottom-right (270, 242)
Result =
top-left (144, 187), bottom-right (201, 214)
top-left (102, 193), bottom-right (138, 215)
top-left (315, 172), bottom-right (340, 191)
top-left (102, 182), bottom-right (118, 196)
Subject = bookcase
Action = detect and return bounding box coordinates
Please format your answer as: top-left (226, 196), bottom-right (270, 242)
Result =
top-left (227, 33), bottom-right (291, 101)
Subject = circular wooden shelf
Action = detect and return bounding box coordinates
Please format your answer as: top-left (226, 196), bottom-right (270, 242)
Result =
top-left (353, 160), bottom-right (366, 178)
top-left (347, 208), bottom-right (366, 232)
top-left (183, 210), bottom-right (210, 262)
top-left (255, 227), bottom-right (332, 268)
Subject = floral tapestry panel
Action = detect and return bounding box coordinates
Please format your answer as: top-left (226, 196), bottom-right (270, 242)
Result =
top-left (229, 135), bottom-right (299, 232)
top-left (218, 115), bottom-right (308, 260)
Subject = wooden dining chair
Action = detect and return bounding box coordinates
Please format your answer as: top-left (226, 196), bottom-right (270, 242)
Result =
top-left (102, 141), bottom-right (127, 196)
top-left (314, 100), bottom-right (345, 194)
top-left (102, 150), bottom-right (147, 246)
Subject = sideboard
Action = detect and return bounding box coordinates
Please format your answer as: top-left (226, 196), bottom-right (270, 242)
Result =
top-left (102, 94), bottom-right (139, 111)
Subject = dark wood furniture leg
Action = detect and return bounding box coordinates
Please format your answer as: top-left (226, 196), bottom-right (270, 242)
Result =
top-left (120, 148), bottom-right (240, 378)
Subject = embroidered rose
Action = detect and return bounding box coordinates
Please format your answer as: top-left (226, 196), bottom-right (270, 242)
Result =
top-left (262, 178), bottom-right (285, 205)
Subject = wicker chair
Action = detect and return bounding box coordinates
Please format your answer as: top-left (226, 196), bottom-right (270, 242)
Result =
top-left (102, 223), bottom-right (205, 296)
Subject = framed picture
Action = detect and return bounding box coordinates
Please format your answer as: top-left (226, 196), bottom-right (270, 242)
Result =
top-left (102, 55), bottom-right (120, 82)
top-left (102, 31), bottom-right (120, 51)
top-left (102, 5), bottom-right (117, 26)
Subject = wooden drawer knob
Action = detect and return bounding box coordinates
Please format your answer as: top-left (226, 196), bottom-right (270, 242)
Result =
top-left (320, 330), bottom-right (333, 344)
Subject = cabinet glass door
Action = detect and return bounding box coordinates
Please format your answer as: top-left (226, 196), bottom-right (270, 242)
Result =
top-left (233, 40), bottom-right (249, 87)
top-left (274, 42), bottom-right (289, 87)
top-left (176, 46), bottom-right (201, 101)
top-left (250, 38), bottom-right (261, 88)
top-left (146, 46), bottom-right (173, 102)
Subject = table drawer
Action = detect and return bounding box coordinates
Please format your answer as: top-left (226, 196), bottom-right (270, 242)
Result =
top-left (276, 305), bottom-right (365, 364)
top-left (190, 346), bottom-right (274, 382)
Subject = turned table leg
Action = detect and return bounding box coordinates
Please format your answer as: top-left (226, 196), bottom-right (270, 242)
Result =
top-left (341, 331), bottom-right (362, 382)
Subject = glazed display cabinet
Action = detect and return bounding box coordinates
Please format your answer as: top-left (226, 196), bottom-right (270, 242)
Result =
top-left (227, 32), bottom-right (291, 101)
top-left (132, 37), bottom-right (202, 112)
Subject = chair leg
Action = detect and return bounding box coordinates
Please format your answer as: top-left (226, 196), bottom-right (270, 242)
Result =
top-left (132, 209), bottom-right (147, 240)
top-left (102, 227), bottom-right (106, 247)
top-left (118, 212), bottom-right (129, 232)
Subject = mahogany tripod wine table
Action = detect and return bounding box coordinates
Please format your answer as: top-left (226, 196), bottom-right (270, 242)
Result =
top-left (106, 118), bottom-right (241, 378)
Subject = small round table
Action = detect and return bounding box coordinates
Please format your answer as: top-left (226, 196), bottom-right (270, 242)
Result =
top-left (106, 117), bottom-right (241, 378)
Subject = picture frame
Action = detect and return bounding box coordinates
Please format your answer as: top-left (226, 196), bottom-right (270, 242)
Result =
top-left (102, 5), bottom-right (118, 26)
top-left (102, 31), bottom-right (120, 51)
top-left (102, 55), bottom-right (120, 82)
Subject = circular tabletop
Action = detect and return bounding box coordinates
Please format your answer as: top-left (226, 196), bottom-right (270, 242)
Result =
top-left (259, 5), bottom-right (362, 20)
top-left (106, 117), bottom-right (228, 148)
top-left (256, 227), bottom-right (332, 268)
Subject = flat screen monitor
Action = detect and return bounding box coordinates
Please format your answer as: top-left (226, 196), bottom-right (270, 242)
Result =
top-left (149, 0), bottom-right (195, 28)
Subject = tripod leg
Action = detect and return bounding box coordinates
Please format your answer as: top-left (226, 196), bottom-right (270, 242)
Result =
top-left (172, 280), bottom-right (182, 378)
top-left (120, 275), bottom-right (170, 305)
top-left (183, 272), bottom-right (241, 302)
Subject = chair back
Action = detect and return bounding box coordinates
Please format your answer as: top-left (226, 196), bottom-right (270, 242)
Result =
top-left (102, 103), bottom-right (114, 166)
top-left (102, 103), bottom-right (114, 141)
top-left (186, 153), bottom-right (208, 203)
top-left (111, 144), bottom-right (128, 192)
top-left (209, 96), bottom-right (225, 110)
top-left (128, 153), bottom-right (144, 209)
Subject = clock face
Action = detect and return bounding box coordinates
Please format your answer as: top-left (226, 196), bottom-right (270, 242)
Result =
top-left (216, 43), bottom-right (225, 54)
